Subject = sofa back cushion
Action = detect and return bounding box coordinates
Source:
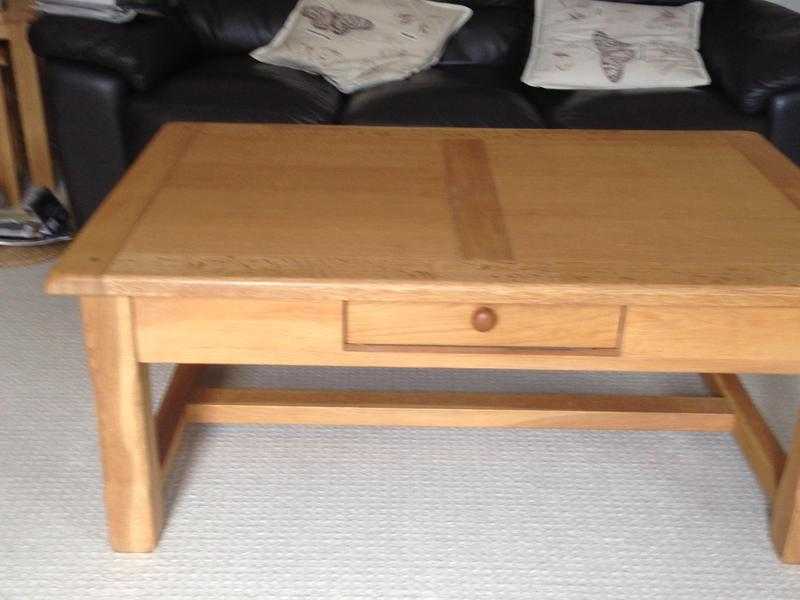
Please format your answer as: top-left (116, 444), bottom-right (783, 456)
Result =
top-left (179, 0), bottom-right (532, 69)
top-left (179, 0), bottom-right (298, 54)
top-left (439, 7), bottom-right (531, 68)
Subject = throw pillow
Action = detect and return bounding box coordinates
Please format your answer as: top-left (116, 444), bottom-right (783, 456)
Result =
top-left (250, 0), bottom-right (472, 93)
top-left (521, 0), bottom-right (710, 89)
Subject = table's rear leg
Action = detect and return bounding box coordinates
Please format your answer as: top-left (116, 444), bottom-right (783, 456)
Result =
top-left (702, 374), bottom-right (786, 497)
top-left (81, 297), bottom-right (163, 552)
top-left (773, 414), bottom-right (800, 563)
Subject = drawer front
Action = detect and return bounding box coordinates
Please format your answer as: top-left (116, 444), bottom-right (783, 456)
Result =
top-left (345, 302), bottom-right (624, 350)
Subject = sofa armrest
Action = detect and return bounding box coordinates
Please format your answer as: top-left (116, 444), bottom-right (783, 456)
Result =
top-left (769, 89), bottom-right (800, 165)
top-left (41, 60), bottom-right (132, 227)
top-left (702, 0), bottom-right (800, 115)
top-left (29, 14), bottom-right (199, 92)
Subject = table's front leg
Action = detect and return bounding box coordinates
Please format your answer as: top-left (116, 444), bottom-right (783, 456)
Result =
top-left (774, 411), bottom-right (800, 563)
top-left (81, 297), bottom-right (163, 552)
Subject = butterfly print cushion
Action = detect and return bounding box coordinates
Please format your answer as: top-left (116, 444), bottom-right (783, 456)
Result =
top-left (592, 31), bottom-right (635, 83)
top-left (521, 0), bottom-right (709, 89)
top-left (250, 0), bottom-right (472, 93)
top-left (300, 6), bottom-right (375, 35)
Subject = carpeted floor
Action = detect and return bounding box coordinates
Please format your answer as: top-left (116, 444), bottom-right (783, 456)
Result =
top-left (2, 262), bottom-right (800, 599)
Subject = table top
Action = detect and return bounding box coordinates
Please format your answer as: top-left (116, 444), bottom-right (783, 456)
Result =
top-left (47, 123), bottom-right (800, 306)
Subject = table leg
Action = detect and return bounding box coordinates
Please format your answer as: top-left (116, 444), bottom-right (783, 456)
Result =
top-left (81, 296), bottom-right (163, 552)
top-left (773, 412), bottom-right (800, 563)
top-left (0, 61), bottom-right (21, 204)
top-left (7, 23), bottom-right (55, 189)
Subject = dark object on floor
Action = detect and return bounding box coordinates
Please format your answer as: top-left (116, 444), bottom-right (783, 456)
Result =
top-left (0, 187), bottom-right (73, 246)
top-left (24, 186), bottom-right (72, 236)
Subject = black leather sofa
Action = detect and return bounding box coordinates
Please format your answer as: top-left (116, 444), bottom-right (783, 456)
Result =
top-left (29, 0), bottom-right (800, 226)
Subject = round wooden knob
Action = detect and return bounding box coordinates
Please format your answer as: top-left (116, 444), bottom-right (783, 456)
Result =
top-left (471, 306), bottom-right (497, 332)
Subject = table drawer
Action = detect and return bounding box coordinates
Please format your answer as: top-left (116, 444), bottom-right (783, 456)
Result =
top-left (345, 302), bottom-right (624, 350)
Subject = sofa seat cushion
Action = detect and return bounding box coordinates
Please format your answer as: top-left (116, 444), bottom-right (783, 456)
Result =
top-left (125, 56), bottom-right (343, 155)
top-left (529, 87), bottom-right (767, 132)
top-left (340, 67), bottom-right (545, 127)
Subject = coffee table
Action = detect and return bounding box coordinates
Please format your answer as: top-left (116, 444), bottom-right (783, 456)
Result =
top-left (47, 123), bottom-right (800, 559)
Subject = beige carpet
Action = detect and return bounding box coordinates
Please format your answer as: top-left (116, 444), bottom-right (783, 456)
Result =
top-left (2, 262), bottom-right (800, 599)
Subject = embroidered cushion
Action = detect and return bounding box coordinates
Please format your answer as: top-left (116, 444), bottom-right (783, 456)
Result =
top-left (251, 0), bottom-right (472, 93)
top-left (521, 0), bottom-right (710, 90)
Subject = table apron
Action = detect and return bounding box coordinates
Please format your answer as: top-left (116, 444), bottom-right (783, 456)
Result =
top-left (130, 297), bottom-right (800, 374)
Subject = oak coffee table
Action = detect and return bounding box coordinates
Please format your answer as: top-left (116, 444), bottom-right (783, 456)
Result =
top-left (48, 124), bottom-right (800, 559)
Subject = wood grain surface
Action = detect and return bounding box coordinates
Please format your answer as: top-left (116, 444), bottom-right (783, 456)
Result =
top-left (346, 301), bottom-right (622, 349)
top-left (81, 297), bottom-right (163, 552)
top-left (703, 374), bottom-right (786, 499)
top-left (47, 126), bottom-right (800, 308)
top-left (442, 138), bottom-right (512, 261)
top-left (186, 388), bottom-right (735, 431)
